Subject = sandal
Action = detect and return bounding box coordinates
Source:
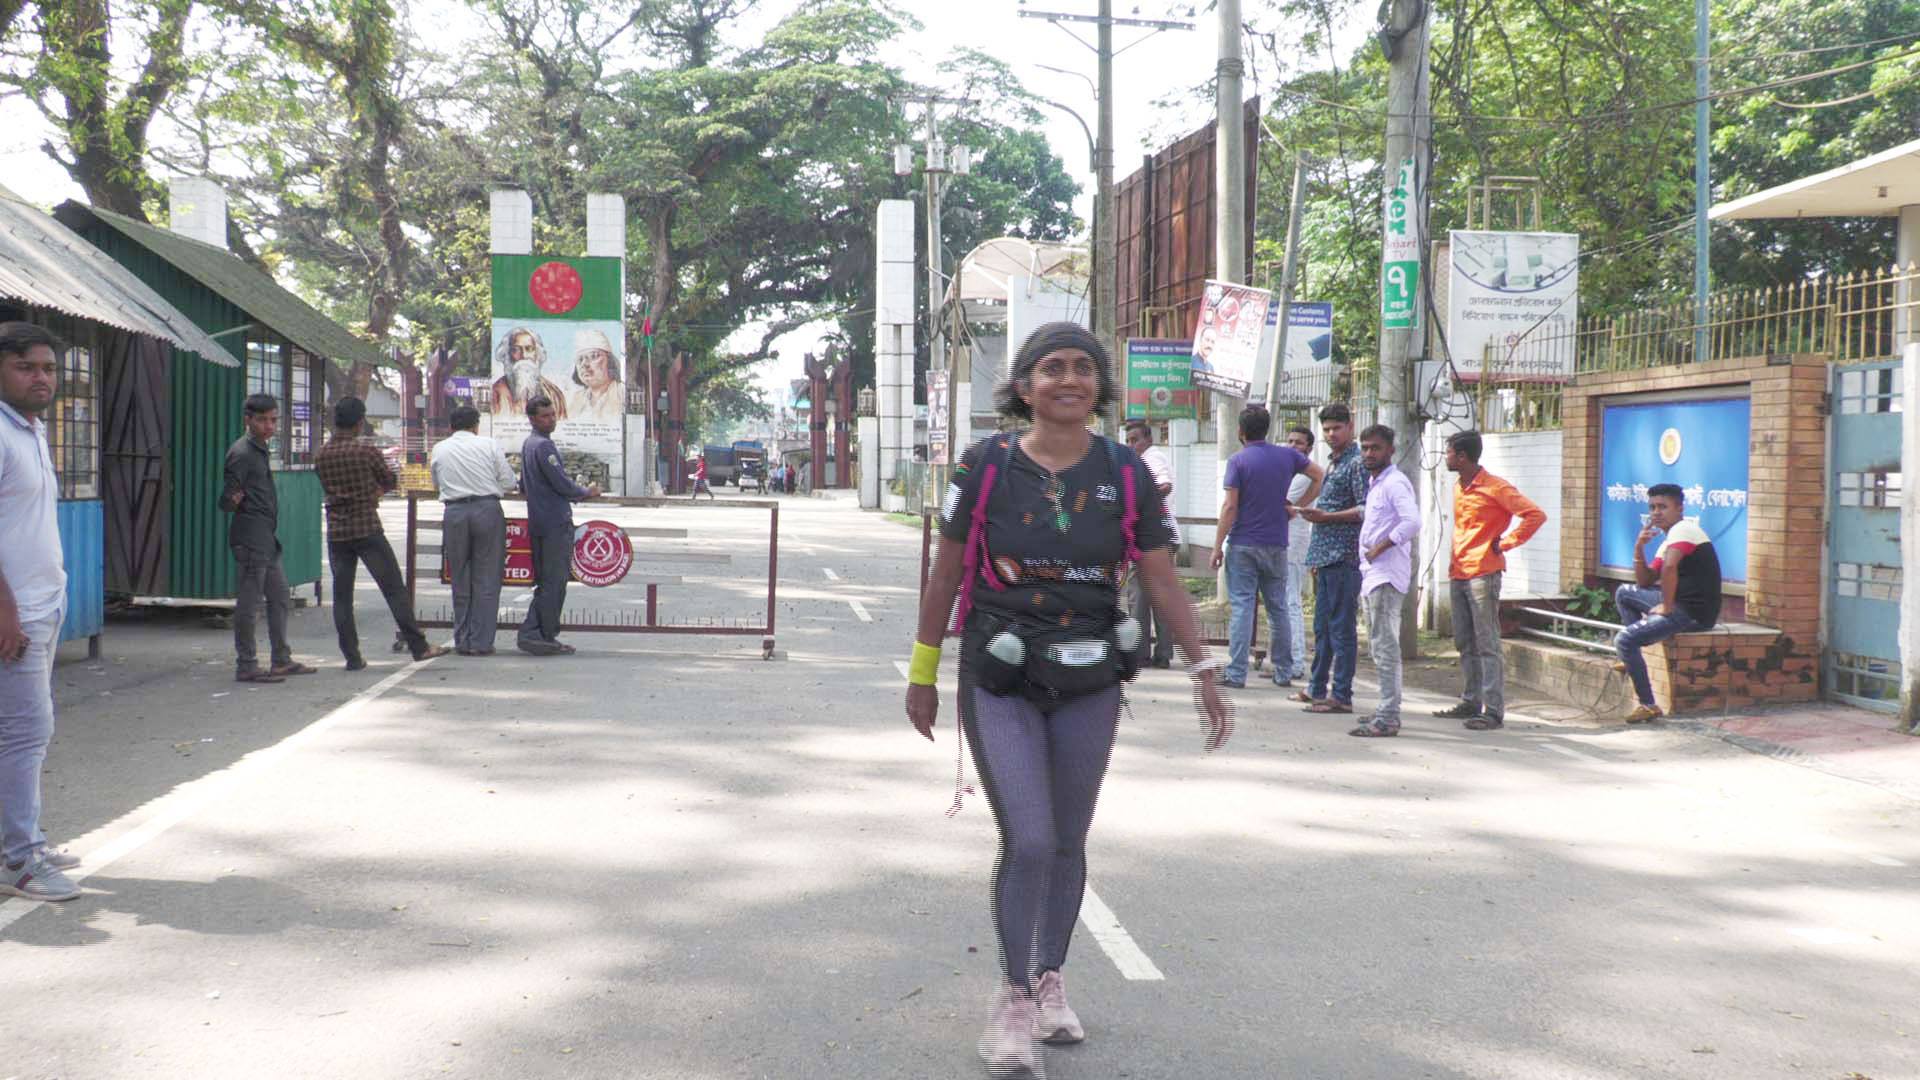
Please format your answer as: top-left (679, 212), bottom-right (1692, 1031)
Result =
top-left (1288, 690), bottom-right (1320, 704)
top-left (1304, 701), bottom-right (1352, 714)
top-left (1349, 722), bottom-right (1399, 737)
top-left (269, 661), bottom-right (317, 676)
top-left (235, 669), bottom-right (285, 683)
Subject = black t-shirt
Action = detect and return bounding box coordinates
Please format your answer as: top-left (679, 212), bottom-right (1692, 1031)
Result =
top-left (941, 433), bottom-right (1174, 634)
top-left (1653, 519), bottom-right (1722, 629)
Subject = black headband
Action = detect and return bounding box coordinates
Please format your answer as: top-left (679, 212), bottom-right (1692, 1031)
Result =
top-left (1014, 321), bottom-right (1109, 375)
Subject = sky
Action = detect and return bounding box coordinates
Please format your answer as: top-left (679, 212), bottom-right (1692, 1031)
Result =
top-left (0, 0), bottom-right (1371, 409)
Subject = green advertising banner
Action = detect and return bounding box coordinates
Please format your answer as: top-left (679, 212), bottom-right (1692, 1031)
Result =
top-left (1124, 339), bottom-right (1200, 420)
top-left (1380, 158), bottom-right (1420, 330)
top-left (491, 255), bottom-right (623, 321)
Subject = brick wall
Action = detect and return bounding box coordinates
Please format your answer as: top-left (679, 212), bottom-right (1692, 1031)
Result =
top-left (1562, 354), bottom-right (1826, 710)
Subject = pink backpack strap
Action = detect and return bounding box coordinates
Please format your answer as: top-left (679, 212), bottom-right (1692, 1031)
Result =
top-left (1118, 448), bottom-right (1143, 566)
top-left (949, 436), bottom-right (1012, 634)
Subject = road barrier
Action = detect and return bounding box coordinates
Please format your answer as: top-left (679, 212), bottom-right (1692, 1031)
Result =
top-left (402, 493), bottom-right (781, 658)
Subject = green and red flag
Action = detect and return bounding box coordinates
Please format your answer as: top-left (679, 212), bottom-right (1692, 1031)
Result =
top-left (491, 255), bottom-right (622, 321)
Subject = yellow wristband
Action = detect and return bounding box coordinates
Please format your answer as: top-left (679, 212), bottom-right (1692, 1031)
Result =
top-left (907, 641), bottom-right (942, 686)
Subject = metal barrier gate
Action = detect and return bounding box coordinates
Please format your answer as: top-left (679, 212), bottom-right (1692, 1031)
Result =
top-left (403, 493), bottom-right (781, 659)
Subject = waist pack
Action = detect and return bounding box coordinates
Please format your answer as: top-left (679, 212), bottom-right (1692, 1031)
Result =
top-left (969, 615), bottom-right (1140, 704)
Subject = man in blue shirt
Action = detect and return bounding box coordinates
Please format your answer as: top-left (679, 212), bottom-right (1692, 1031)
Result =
top-left (1211, 406), bottom-right (1323, 688)
top-left (518, 396), bottom-right (598, 656)
top-left (1295, 403), bottom-right (1366, 712)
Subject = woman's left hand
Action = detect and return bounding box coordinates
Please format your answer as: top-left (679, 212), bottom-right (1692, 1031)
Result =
top-left (1195, 675), bottom-right (1232, 751)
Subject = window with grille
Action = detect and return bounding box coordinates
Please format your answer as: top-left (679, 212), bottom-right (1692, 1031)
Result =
top-left (289, 348), bottom-right (316, 465)
top-left (247, 335), bottom-right (292, 468)
top-left (51, 341), bottom-right (98, 498)
top-left (1835, 470), bottom-right (1902, 509)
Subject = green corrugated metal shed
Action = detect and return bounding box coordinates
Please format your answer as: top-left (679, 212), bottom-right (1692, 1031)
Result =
top-left (54, 200), bottom-right (372, 600)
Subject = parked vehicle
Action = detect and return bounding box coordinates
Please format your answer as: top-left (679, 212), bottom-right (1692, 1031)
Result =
top-left (736, 447), bottom-right (767, 492)
top-left (702, 444), bottom-right (737, 486)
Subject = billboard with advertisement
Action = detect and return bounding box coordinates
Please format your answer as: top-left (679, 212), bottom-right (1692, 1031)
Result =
top-left (1447, 230), bottom-right (1579, 381)
top-left (1124, 339), bottom-right (1199, 420)
top-left (489, 254), bottom-right (625, 464)
top-left (1280, 302), bottom-right (1334, 371)
top-left (1189, 280), bottom-right (1275, 399)
top-left (1598, 396), bottom-right (1750, 583)
top-left (926, 369), bottom-right (950, 465)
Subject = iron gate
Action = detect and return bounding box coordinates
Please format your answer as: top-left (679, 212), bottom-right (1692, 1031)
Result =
top-left (1826, 358), bottom-right (1904, 710)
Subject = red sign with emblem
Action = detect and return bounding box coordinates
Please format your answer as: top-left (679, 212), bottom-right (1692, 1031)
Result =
top-left (570, 520), bottom-right (633, 587)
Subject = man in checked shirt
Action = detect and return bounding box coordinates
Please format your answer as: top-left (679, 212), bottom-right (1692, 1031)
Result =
top-left (314, 397), bottom-right (450, 671)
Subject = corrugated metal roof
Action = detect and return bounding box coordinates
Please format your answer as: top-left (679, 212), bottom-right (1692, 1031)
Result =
top-left (0, 188), bottom-right (241, 367)
top-left (54, 200), bottom-right (387, 370)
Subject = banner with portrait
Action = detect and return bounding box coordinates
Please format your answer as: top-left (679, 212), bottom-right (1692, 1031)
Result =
top-left (1189, 280), bottom-right (1276, 399)
top-left (488, 253), bottom-right (626, 466)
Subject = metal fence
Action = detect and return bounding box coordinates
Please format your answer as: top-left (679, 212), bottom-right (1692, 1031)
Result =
top-left (1463, 263), bottom-right (1920, 433)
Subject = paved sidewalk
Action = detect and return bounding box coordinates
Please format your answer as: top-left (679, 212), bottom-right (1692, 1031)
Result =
top-left (1391, 640), bottom-right (1920, 803)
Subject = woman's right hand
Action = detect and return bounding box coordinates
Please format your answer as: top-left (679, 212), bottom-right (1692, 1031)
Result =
top-left (906, 683), bottom-right (939, 742)
top-left (1195, 676), bottom-right (1233, 751)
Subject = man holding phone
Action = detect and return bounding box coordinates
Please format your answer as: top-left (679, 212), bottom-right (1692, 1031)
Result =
top-left (1438, 430), bottom-right (1546, 731)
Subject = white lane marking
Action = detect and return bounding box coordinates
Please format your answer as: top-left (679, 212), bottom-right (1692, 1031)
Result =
top-left (0, 655), bottom-right (442, 932)
top-left (847, 599), bottom-right (873, 622)
top-left (1546, 744), bottom-right (1601, 762)
top-left (892, 660), bottom-right (912, 680)
top-left (1864, 854), bottom-right (1907, 868)
top-left (822, 568), bottom-right (841, 581)
top-left (1079, 884), bottom-right (1165, 981)
top-left (1788, 926), bottom-right (1878, 947)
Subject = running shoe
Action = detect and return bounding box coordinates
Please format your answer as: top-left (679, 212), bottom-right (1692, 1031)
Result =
top-left (978, 983), bottom-right (1042, 1078)
top-left (1433, 701), bottom-right (1479, 719)
top-left (39, 845), bottom-right (79, 870)
top-left (1624, 704), bottom-right (1663, 724)
top-left (1034, 969), bottom-right (1084, 1044)
top-left (2, 854), bottom-right (79, 901)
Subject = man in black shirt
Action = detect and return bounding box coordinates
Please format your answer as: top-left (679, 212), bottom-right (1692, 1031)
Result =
top-left (221, 394), bottom-right (314, 683)
top-left (1613, 482), bottom-right (1722, 724)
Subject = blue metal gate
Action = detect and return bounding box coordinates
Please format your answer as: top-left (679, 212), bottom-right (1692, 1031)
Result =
top-left (1826, 359), bottom-right (1904, 711)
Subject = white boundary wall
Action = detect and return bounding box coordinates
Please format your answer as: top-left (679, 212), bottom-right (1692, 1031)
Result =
top-left (1419, 400), bottom-right (1564, 632)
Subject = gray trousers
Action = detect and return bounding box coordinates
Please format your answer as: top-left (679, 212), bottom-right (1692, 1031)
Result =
top-left (1, 608), bottom-right (61, 866)
top-left (1450, 571), bottom-right (1504, 718)
top-left (1121, 569), bottom-right (1174, 666)
top-left (445, 498), bottom-right (507, 651)
top-left (232, 544), bottom-right (291, 673)
top-left (1366, 585), bottom-right (1405, 729)
top-left (519, 524), bottom-right (573, 644)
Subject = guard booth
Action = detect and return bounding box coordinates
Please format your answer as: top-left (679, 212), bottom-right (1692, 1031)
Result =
top-left (0, 187), bottom-right (241, 652)
top-left (56, 183), bottom-right (388, 603)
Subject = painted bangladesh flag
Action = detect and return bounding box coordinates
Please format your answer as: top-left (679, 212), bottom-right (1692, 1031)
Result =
top-left (492, 255), bottom-right (623, 321)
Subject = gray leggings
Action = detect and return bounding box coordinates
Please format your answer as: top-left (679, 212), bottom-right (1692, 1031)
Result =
top-left (961, 674), bottom-right (1122, 992)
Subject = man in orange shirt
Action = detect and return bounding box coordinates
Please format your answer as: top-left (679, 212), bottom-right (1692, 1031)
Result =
top-left (1437, 430), bottom-right (1546, 731)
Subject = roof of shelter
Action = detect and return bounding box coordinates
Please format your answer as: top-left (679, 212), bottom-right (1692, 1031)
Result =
top-left (1711, 137), bottom-right (1920, 221)
top-left (952, 238), bottom-right (1089, 305)
top-left (54, 200), bottom-right (386, 369)
top-left (0, 188), bottom-right (239, 367)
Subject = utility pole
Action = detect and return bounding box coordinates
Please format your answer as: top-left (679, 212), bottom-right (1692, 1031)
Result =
top-left (895, 96), bottom-right (972, 459)
top-left (1212, 0), bottom-right (1245, 592)
top-left (1264, 153), bottom-right (1309, 405)
top-left (1692, 0), bottom-right (1710, 361)
top-left (1378, 0), bottom-right (1431, 655)
top-left (1020, 5), bottom-right (1192, 370)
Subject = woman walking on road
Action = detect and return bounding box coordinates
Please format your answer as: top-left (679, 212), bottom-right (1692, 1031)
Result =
top-left (903, 322), bottom-right (1232, 1079)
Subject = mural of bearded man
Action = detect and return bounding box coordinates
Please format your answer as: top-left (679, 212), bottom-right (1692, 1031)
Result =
top-left (490, 327), bottom-right (568, 419)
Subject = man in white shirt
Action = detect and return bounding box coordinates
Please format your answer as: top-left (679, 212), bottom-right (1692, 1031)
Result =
top-left (0, 323), bottom-right (79, 901)
top-left (1282, 426), bottom-right (1315, 680)
top-left (430, 405), bottom-right (518, 655)
top-left (1123, 421), bottom-right (1177, 667)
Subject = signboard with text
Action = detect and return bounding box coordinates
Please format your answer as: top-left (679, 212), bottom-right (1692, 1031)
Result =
top-left (1124, 339), bottom-right (1199, 420)
top-left (1381, 159), bottom-right (1420, 330)
top-left (1447, 230), bottom-right (1580, 381)
top-left (926, 369), bottom-right (951, 465)
top-left (1598, 396), bottom-right (1750, 583)
top-left (442, 518), bottom-right (634, 588)
top-left (489, 254), bottom-right (626, 465)
top-left (1190, 280), bottom-right (1275, 399)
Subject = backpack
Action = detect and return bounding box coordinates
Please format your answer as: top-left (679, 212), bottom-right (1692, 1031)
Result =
top-left (948, 432), bottom-right (1142, 635)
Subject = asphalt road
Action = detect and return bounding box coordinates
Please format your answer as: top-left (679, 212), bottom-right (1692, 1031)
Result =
top-left (5, 491), bottom-right (1916, 1080)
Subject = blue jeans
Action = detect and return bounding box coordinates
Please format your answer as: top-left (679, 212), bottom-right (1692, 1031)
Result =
top-left (1284, 557), bottom-right (1308, 678)
top-left (1614, 585), bottom-right (1700, 707)
top-left (1225, 543), bottom-right (1291, 684)
top-left (1309, 561), bottom-right (1361, 703)
top-left (1, 607), bottom-right (62, 867)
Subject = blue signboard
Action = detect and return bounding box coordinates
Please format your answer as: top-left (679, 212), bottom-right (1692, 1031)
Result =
top-left (1598, 397), bottom-right (1750, 582)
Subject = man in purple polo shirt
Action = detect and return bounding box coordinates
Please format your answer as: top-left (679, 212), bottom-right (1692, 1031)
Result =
top-left (1350, 424), bottom-right (1419, 737)
top-left (1211, 405), bottom-right (1323, 688)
